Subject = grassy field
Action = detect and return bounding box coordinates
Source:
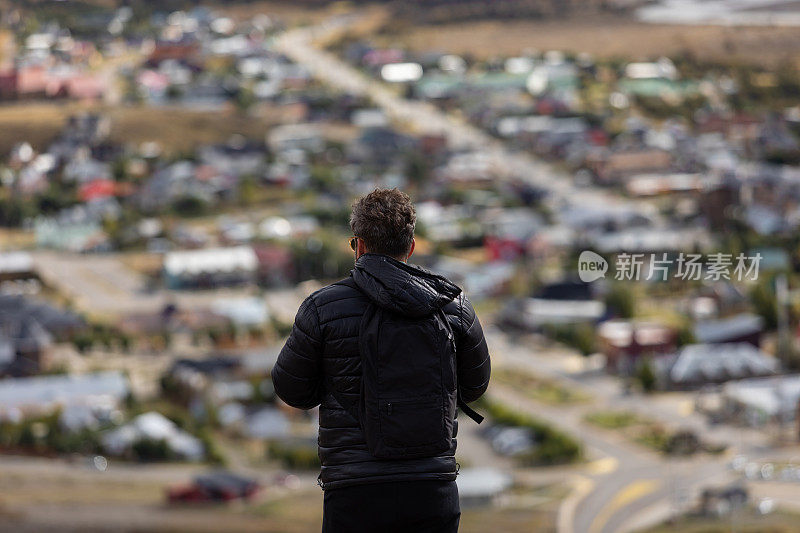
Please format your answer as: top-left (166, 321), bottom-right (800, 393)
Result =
top-left (376, 14), bottom-right (800, 66)
top-left (643, 509), bottom-right (800, 533)
top-left (493, 367), bottom-right (591, 405)
top-left (218, 0), bottom-right (340, 26)
top-left (584, 410), bottom-right (648, 430)
top-left (0, 102), bottom-right (283, 157)
top-left (0, 455), bottom-right (561, 533)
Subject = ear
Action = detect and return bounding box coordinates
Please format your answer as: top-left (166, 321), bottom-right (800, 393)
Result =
top-left (407, 238), bottom-right (415, 260)
top-left (356, 238), bottom-right (368, 259)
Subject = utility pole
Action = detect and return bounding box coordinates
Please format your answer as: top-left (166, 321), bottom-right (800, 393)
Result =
top-left (776, 274), bottom-right (789, 443)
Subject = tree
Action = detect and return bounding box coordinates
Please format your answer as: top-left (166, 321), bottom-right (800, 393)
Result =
top-left (171, 195), bottom-right (208, 218)
top-left (750, 279), bottom-right (778, 330)
top-left (605, 283), bottom-right (635, 319)
top-left (635, 358), bottom-right (657, 393)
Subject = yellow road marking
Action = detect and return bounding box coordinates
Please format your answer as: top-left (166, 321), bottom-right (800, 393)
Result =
top-left (558, 476), bottom-right (595, 533)
top-left (586, 457), bottom-right (619, 476)
top-left (678, 400), bottom-right (694, 416)
top-left (563, 356), bottom-right (584, 372)
top-left (589, 479), bottom-right (661, 533)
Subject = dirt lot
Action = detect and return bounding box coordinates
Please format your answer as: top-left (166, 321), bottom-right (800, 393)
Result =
top-left (0, 454), bottom-right (559, 533)
top-left (377, 14), bottom-right (800, 66)
top-left (216, 0), bottom-right (338, 26)
top-left (0, 102), bottom-right (284, 156)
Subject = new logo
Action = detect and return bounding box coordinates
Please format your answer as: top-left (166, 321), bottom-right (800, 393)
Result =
top-left (578, 251), bottom-right (608, 282)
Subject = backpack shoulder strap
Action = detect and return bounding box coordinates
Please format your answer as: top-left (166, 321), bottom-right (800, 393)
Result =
top-left (458, 396), bottom-right (484, 424)
top-left (437, 308), bottom-right (484, 425)
top-left (325, 288), bottom-right (372, 426)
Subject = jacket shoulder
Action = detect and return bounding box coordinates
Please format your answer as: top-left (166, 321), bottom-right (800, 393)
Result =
top-left (442, 292), bottom-right (466, 332)
top-left (308, 277), bottom-right (365, 311)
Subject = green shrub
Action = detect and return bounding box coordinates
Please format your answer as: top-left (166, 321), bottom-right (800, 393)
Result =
top-left (542, 324), bottom-right (596, 356)
top-left (635, 358), bottom-right (657, 393)
top-left (477, 398), bottom-right (582, 466)
top-left (584, 410), bottom-right (641, 429)
top-left (132, 437), bottom-right (174, 461)
top-left (268, 440), bottom-right (320, 470)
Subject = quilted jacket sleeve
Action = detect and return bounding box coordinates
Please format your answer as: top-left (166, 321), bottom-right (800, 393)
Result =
top-left (271, 296), bottom-right (325, 409)
top-left (456, 294), bottom-right (491, 403)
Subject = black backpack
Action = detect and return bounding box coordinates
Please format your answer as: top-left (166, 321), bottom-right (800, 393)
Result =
top-left (332, 301), bottom-right (483, 460)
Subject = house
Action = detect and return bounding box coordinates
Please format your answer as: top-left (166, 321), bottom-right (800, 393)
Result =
top-left (253, 246), bottom-right (294, 287)
top-left (103, 412), bottom-right (204, 460)
top-left (592, 227), bottom-right (710, 254)
top-left (138, 161), bottom-right (223, 212)
top-left (702, 178), bottom-right (740, 230)
top-left (168, 356), bottom-right (243, 390)
top-left (722, 374), bottom-right (800, 426)
top-left (147, 39), bottom-right (200, 67)
top-left (198, 137), bottom-right (267, 177)
top-left (482, 208), bottom-right (543, 260)
top-left (63, 153), bottom-right (111, 183)
top-left (456, 468), bottom-right (512, 508)
top-left (435, 151), bottom-right (496, 186)
top-left (163, 246), bottom-right (258, 290)
top-left (624, 173), bottom-right (705, 197)
top-left (0, 294), bottom-right (85, 376)
top-left (267, 124), bottom-right (324, 154)
top-left (117, 305), bottom-right (229, 338)
top-left (526, 60), bottom-right (580, 109)
top-left (0, 252), bottom-right (35, 282)
top-left (346, 127), bottom-right (415, 167)
top-left (585, 148), bottom-right (672, 184)
top-left (380, 62), bottom-right (423, 83)
top-left (501, 297), bottom-right (605, 330)
top-left (598, 320), bottom-right (676, 374)
top-left (431, 257), bottom-right (515, 299)
top-left (698, 484), bottom-right (749, 517)
top-left (78, 179), bottom-right (121, 202)
top-left (34, 212), bottom-right (108, 253)
top-left (243, 406), bottom-right (290, 439)
top-left (624, 58), bottom-right (677, 81)
top-left (694, 313), bottom-right (764, 347)
top-left (655, 343), bottom-right (779, 390)
top-left (0, 371), bottom-right (128, 420)
top-left (211, 297), bottom-right (269, 327)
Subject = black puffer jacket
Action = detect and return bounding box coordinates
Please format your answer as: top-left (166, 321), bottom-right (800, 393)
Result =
top-left (271, 253), bottom-right (491, 489)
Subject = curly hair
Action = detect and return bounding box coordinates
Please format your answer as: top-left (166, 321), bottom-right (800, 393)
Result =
top-left (350, 188), bottom-right (416, 258)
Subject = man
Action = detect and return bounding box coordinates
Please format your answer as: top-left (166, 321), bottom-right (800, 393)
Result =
top-left (271, 188), bottom-right (491, 532)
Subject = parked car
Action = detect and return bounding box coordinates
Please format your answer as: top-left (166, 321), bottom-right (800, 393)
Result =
top-left (167, 471), bottom-right (261, 504)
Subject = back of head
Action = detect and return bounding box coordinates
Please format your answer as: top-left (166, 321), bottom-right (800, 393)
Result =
top-left (350, 188), bottom-right (415, 259)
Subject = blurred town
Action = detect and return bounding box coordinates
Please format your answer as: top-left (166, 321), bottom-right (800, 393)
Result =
top-left (1, 1), bottom-right (800, 532)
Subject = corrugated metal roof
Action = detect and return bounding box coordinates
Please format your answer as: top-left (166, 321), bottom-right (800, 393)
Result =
top-left (0, 371), bottom-right (128, 413)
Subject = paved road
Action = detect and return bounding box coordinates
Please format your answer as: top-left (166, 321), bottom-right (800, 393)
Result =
top-left (490, 376), bottom-right (734, 533)
top-left (274, 21), bottom-right (661, 222)
top-left (32, 251), bottom-right (312, 321)
top-left (488, 330), bottom-right (778, 532)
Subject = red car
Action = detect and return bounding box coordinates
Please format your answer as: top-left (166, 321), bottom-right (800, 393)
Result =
top-left (168, 471), bottom-right (261, 504)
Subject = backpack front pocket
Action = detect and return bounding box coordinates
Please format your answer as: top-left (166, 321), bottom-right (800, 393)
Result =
top-left (379, 396), bottom-right (445, 448)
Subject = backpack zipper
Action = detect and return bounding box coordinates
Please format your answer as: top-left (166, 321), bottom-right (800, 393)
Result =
top-left (387, 402), bottom-right (392, 415)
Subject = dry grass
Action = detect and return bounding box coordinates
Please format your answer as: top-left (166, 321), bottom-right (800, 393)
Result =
top-left (378, 14), bottom-right (800, 66)
top-left (0, 102), bottom-right (82, 155)
top-left (213, 0), bottom-right (338, 27)
top-left (0, 102), bottom-right (284, 157)
top-left (493, 367), bottom-right (591, 405)
top-left (0, 227), bottom-right (35, 248)
top-left (106, 105), bottom-right (281, 154)
top-left (644, 509), bottom-right (800, 533)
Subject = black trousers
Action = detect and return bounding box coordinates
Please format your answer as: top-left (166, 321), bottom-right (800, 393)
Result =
top-left (322, 480), bottom-right (460, 533)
